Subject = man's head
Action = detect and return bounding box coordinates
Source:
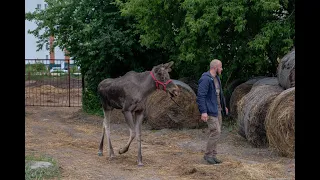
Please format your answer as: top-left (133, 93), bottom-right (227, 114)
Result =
top-left (210, 59), bottom-right (223, 76)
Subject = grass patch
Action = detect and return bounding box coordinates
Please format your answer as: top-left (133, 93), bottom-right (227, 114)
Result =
top-left (223, 116), bottom-right (237, 132)
top-left (25, 152), bottom-right (61, 180)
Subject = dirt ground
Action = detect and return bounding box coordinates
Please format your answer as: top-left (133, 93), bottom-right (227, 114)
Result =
top-left (25, 104), bottom-right (295, 180)
top-left (25, 82), bottom-right (295, 180)
top-left (25, 84), bottom-right (82, 107)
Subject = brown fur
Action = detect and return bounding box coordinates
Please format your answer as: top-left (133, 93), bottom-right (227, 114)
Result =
top-left (97, 62), bottom-right (180, 166)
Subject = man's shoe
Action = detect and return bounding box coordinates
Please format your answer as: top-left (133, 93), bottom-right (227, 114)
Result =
top-left (212, 157), bottom-right (222, 164)
top-left (203, 155), bottom-right (217, 164)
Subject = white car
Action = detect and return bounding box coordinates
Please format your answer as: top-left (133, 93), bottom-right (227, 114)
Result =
top-left (50, 67), bottom-right (68, 73)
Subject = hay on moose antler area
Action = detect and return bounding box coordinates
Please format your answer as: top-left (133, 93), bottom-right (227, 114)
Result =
top-left (145, 80), bottom-right (203, 130)
top-left (229, 76), bottom-right (266, 121)
top-left (277, 48), bottom-right (295, 89)
top-left (265, 87), bottom-right (295, 158)
top-left (237, 80), bottom-right (284, 147)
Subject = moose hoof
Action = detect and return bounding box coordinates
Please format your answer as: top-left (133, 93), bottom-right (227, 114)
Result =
top-left (109, 154), bottom-right (115, 160)
top-left (137, 163), bottom-right (144, 167)
top-left (119, 148), bottom-right (128, 154)
top-left (98, 151), bottom-right (103, 156)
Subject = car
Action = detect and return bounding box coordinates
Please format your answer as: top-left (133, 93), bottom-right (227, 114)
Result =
top-left (50, 67), bottom-right (68, 73)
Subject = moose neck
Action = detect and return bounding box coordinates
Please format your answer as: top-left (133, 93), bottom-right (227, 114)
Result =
top-left (140, 70), bottom-right (162, 97)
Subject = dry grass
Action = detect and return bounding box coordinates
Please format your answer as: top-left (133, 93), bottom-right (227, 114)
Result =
top-left (172, 156), bottom-right (290, 180)
top-left (230, 83), bottom-right (253, 120)
top-left (229, 77), bottom-right (266, 120)
top-left (251, 77), bottom-right (280, 89)
top-left (25, 105), bottom-right (295, 180)
top-left (265, 87), bottom-right (295, 158)
top-left (25, 85), bottom-right (82, 106)
top-left (145, 85), bottom-right (204, 130)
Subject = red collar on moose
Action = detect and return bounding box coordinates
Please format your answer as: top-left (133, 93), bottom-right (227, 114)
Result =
top-left (150, 71), bottom-right (172, 91)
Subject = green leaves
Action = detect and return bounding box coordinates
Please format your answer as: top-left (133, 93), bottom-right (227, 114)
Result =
top-left (118, 0), bottom-right (294, 82)
top-left (25, 0), bottom-right (294, 113)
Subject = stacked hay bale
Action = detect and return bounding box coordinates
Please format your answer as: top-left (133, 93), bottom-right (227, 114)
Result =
top-left (265, 87), bottom-right (295, 157)
top-left (226, 48), bottom-right (295, 154)
top-left (145, 80), bottom-right (203, 129)
top-left (237, 77), bottom-right (284, 147)
top-left (277, 48), bottom-right (295, 89)
top-left (224, 79), bottom-right (246, 110)
top-left (264, 48), bottom-right (295, 157)
top-left (229, 76), bottom-right (266, 120)
top-left (178, 77), bottom-right (199, 95)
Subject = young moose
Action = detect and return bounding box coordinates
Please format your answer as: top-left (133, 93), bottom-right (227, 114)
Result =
top-left (97, 61), bottom-right (180, 166)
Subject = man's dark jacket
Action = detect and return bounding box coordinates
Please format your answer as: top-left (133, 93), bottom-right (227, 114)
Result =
top-left (196, 71), bottom-right (227, 117)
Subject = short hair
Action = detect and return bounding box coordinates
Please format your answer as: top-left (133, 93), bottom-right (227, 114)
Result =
top-left (210, 59), bottom-right (221, 68)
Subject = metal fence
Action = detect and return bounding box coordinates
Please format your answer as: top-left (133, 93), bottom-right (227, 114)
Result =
top-left (25, 59), bottom-right (83, 107)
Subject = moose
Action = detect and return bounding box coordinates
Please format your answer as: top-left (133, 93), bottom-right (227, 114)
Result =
top-left (97, 61), bottom-right (180, 166)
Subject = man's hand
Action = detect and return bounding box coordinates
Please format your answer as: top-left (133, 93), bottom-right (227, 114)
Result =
top-left (201, 113), bottom-right (208, 122)
top-left (225, 107), bottom-right (229, 115)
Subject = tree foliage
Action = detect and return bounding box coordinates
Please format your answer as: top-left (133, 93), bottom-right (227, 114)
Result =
top-left (26, 0), bottom-right (171, 113)
top-left (25, 0), bottom-right (295, 113)
top-left (117, 0), bottom-right (295, 84)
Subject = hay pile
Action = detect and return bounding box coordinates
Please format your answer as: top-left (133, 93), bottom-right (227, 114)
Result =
top-left (251, 77), bottom-right (280, 89)
top-left (145, 80), bottom-right (203, 129)
top-left (277, 48), bottom-right (295, 89)
top-left (265, 87), bottom-right (295, 158)
top-left (229, 76), bottom-right (266, 120)
top-left (224, 79), bottom-right (246, 109)
top-left (237, 79), bottom-right (284, 147)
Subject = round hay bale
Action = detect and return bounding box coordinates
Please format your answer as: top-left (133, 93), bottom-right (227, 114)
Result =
top-left (277, 48), bottom-right (295, 89)
top-left (224, 79), bottom-right (246, 109)
top-left (110, 109), bottom-right (126, 124)
top-left (237, 83), bottom-right (284, 147)
top-left (265, 87), bottom-right (295, 158)
top-left (145, 80), bottom-right (203, 130)
top-left (230, 83), bottom-right (252, 121)
top-left (105, 109), bottom-right (138, 124)
top-left (251, 77), bottom-right (280, 89)
top-left (177, 77), bottom-right (198, 94)
top-left (229, 76), bottom-right (266, 120)
top-left (172, 79), bottom-right (196, 96)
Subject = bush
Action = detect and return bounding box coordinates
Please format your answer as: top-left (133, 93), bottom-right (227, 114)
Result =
top-left (25, 62), bottom-right (48, 74)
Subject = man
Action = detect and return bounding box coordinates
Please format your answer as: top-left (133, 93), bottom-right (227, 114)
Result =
top-left (196, 59), bottom-right (228, 164)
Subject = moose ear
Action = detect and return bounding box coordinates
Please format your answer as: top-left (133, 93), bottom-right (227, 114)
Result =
top-left (164, 61), bottom-right (174, 69)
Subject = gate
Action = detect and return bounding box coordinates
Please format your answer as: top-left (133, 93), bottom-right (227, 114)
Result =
top-left (25, 59), bottom-right (83, 107)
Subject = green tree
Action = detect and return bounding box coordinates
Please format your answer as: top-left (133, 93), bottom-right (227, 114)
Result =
top-left (26, 0), bottom-right (171, 114)
top-left (117, 0), bottom-right (295, 84)
top-left (26, 0), bottom-right (295, 113)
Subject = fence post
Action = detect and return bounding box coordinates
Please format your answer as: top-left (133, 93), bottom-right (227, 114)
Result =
top-left (82, 73), bottom-right (85, 105)
top-left (68, 59), bottom-right (71, 107)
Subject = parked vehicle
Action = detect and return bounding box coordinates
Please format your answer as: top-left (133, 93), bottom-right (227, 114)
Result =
top-left (50, 67), bottom-right (68, 73)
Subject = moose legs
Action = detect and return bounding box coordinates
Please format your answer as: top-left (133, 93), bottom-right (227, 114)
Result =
top-left (135, 110), bottom-right (144, 166)
top-left (98, 108), bottom-right (145, 166)
top-left (119, 111), bottom-right (136, 154)
top-left (98, 109), bottom-right (115, 159)
top-left (120, 110), bottom-right (144, 166)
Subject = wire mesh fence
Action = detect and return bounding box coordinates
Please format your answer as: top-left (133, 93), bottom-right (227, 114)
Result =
top-left (25, 59), bottom-right (82, 107)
